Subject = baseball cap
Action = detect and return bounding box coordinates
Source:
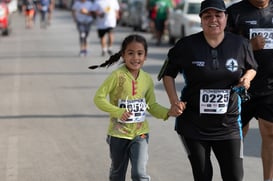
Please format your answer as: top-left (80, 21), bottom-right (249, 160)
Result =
top-left (199, 0), bottom-right (226, 16)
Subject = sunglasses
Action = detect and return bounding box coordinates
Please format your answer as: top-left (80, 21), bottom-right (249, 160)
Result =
top-left (211, 49), bottom-right (219, 70)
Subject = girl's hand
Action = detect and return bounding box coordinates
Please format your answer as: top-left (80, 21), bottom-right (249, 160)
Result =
top-left (120, 111), bottom-right (133, 122)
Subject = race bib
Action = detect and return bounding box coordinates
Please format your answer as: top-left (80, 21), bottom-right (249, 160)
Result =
top-left (200, 89), bottom-right (230, 114)
top-left (250, 28), bottom-right (273, 49)
top-left (118, 98), bottom-right (148, 123)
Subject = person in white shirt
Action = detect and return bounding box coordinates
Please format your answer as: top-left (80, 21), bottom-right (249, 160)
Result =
top-left (94, 0), bottom-right (120, 56)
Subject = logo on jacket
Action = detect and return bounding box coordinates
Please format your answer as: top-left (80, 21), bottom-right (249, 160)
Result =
top-left (225, 58), bottom-right (238, 72)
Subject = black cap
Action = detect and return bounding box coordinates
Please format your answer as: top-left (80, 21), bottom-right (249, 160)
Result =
top-left (199, 0), bottom-right (226, 16)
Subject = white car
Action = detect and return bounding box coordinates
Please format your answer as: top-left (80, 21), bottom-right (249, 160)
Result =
top-left (168, 0), bottom-right (201, 44)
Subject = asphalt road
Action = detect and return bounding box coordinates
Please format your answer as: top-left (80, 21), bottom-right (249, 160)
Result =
top-left (0, 9), bottom-right (262, 181)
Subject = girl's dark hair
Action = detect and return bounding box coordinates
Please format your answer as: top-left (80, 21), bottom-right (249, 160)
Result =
top-left (88, 34), bottom-right (148, 69)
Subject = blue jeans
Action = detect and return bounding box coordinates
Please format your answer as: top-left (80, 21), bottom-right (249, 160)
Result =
top-left (107, 134), bottom-right (150, 181)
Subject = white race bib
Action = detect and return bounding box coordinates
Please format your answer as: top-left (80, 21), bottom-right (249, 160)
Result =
top-left (200, 89), bottom-right (230, 114)
top-left (250, 28), bottom-right (273, 49)
top-left (118, 98), bottom-right (148, 123)
top-left (41, 5), bottom-right (48, 11)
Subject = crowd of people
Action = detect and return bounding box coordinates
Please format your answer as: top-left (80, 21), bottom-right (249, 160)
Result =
top-left (91, 0), bottom-right (273, 181)
top-left (21, 0), bottom-right (54, 29)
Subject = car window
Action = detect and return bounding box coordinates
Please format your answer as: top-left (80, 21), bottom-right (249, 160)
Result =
top-left (187, 3), bottom-right (200, 14)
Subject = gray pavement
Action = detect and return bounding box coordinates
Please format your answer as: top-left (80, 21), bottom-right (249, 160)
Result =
top-left (0, 9), bottom-right (262, 180)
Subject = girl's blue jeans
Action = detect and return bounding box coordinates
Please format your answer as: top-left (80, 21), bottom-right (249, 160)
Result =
top-left (107, 134), bottom-right (151, 181)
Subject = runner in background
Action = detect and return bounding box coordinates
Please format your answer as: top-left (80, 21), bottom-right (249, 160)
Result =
top-left (37, 0), bottom-right (51, 28)
top-left (93, 0), bottom-right (120, 56)
top-left (47, 0), bottom-right (55, 26)
top-left (72, 0), bottom-right (97, 57)
top-left (227, 1), bottom-right (273, 180)
top-left (151, 0), bottom-right (173, 46)
top-left (22, 0), bottom-right (36, 28)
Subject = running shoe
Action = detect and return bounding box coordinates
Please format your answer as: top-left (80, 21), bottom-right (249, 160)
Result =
top-left (79, 50), bottom-right (86, 57)
top-left (108, 49), bottom-right (113, 55)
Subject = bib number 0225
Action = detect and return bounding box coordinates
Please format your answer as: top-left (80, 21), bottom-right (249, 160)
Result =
top-left (200, 89), bottom-right (230, 114)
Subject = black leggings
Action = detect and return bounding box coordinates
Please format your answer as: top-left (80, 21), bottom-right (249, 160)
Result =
top-left (180, 135), bottom-right (243, 181)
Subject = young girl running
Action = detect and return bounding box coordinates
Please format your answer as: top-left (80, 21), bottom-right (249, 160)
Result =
top-left (90, 34), bottom-right (178, 181)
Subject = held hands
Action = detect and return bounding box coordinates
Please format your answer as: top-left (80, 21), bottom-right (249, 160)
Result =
top-left (120, 101), bottom-right (187, 121)
top-left (250, 35), bottom-right (266, 50)
top-left (168, 101), bottom-right (186, 117)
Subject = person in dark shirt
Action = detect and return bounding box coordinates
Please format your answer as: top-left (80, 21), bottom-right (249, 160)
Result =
top-left (227, 1), bottom-right (273, 181)
top-left (159, 0), bottom-right (257, 180)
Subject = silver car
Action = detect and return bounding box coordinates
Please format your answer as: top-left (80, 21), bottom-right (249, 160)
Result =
top-left (168, 0), bottom-right (201, 44)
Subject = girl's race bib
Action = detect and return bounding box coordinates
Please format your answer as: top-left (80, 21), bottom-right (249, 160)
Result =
top-left (118, 98), bottom-right (148, 123)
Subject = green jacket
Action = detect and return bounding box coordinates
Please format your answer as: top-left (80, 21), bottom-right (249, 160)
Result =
top-left (94, 65), bottom-right (169, 140)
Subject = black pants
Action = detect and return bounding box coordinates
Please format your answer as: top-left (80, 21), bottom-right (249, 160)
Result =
top-left (180, 135), bottom-right (243, 181)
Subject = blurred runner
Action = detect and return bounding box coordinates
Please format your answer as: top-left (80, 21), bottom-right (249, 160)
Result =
top-left (72, 0), bottom-right (97, 57)
top-left (37, 0), bottom-right (51, 28)
top-left (22, 0), bottom-right (36, 28)
top-left (93, 0), bottom-right (120, 56)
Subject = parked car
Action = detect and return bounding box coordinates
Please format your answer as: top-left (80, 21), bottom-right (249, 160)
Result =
top-left (168, 0), bottom-right (201, 44)
top-left (0, 0), bottom-right (11, 35)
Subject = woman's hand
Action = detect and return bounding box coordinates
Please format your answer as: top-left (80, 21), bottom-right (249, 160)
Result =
top-left (237, 69), bottom-right (256, 90)
top-left (238, 77), bottom-right (251, 90)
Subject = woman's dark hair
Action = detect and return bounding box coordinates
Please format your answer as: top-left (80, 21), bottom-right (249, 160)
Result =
top-left (88, 34), bottom-right (148, 69)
